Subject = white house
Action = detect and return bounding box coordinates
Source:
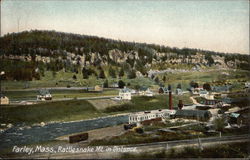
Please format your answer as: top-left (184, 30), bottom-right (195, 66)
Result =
top-left (199, 90), bottom-right (208, 97)
top-left (129, 109), bottom-right (176, 124)
top-left (176, 88), bottom-right (183, 95)
top-left (118, 87), bottom-right (132, 100)
top-left (37, 89), bottom-right (52, 101)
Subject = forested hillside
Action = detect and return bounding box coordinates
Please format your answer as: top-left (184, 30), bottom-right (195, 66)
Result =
top-left (0, 30), bottom-right (249, 81)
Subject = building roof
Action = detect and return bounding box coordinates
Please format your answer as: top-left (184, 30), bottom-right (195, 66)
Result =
top-left (230, 113), bottom-right (240, 118)
top-left (38, 89), bottom-right (51, 96)
top-left (175, 109), bottom-right (211, 118)
top-left (129, 109), bottom-right (176, 116)
top-left (200, 90), bottom-right (208, 94)
top-left (139, 86), bottom-right (149, 91)
top-left (120, 87), bottom-right (132, 93)
top-left (159, 87), bottom-right (169, 92)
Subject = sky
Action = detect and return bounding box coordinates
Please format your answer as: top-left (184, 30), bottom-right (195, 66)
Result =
top-left (1, 0), bottom-right (249, 54)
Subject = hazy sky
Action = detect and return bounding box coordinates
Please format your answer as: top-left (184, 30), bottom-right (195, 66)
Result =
top-left (1, 0), bottom-right (249, 54)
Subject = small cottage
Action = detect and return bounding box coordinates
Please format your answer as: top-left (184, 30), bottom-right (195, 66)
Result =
top-left (37, 89), bottom-right (52, 100)
top-left (158, 87), bottom-right (169, 94)
top-left (139, 87), bottom-right (153, 96)
top-left (176, 88), bottom-right (183, 95)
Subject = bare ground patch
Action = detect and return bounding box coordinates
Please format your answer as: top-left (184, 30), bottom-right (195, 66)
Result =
top-left (88, 99), bottom-right (127, 110)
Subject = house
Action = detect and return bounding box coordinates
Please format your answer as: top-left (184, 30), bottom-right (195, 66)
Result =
top-left (191, 87), bottom-right (203, 95)
top-left (228, 113), bottom-right (240, 124)
top-left (139, 87), bottom-right (153, 96)
top-left (244, 82), bottom-right (250, 88)
top-left (118, 87), bottom-right (132, 100)
top-left (158, 87), bottom-right (169, 94)
top-left (129, 109), bottom-right (176, 124)
top-left (176, 88), bottom-right (183, 95)
top-left (174, 110), bottom-right (212, 121)
top-left (199, 90), bottom-right (209, 98)
top-left (110, 83), bottom-right (119, 88)
top-left (0, 94), bottom-right (9, 105)
top-left (145, 89), bottom-right (154, 97)
top-left (37, 89), bottom-right (52, 100)
top-left (94, 85), bottom-right (103, 92)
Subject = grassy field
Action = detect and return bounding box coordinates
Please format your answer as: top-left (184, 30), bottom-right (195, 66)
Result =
top-left (0, 100), bottom-right (107, 125)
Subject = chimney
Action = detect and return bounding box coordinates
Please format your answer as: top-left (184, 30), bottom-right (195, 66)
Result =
top-left (168, 85), bottom-right (173, 110)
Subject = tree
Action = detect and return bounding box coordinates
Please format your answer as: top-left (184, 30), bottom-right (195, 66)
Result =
top-left (118, 80), bottom-right (125, 88)
top-left (127, 69), bottom-right (136, 79)
top-left (99, 68), bottom-right (106, 79)
top-left (72, 74), bottom-right (77, 80)
top-left (213, 117), bottom-right (225, 132)
top-left (177, 83), bottom-right (182, 89)
top-left (162, 76), bottom-right (166, 82)
top-left (154, 77), bottom-right (159, 84)
top-left (194, 82), bottom-right (199, 88)
top-left (82, 67), bottom-right (89, 79)
top-left (134, 85), bottom-right (141, 90)
top-left (203, 83), bottom-right (211, 91)
top-left (151, 74), bottom-right (155, 80)
top-left (109, 67), bottom-right (116, 78)
top-left (190, 81), bottom-right (199, 88)
top-left (103, 79), bottom-right (109, 88)
top-left (119, 68), bottom-right (124, 77)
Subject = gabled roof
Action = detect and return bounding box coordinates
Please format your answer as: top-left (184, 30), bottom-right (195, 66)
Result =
top-left (120, 87), bottom-right (132, 93)
top-left (159, 87), bottom-right (169, 92)
top-left (200, 90), bottom-right (208, 94)
top-left (38, 89), bottom-right (50, 96)
top-left (230, 113), bottom-right (240, 118)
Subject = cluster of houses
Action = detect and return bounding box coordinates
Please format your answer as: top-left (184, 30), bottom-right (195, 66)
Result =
top-left (112, 86), bottom-right (154, 101)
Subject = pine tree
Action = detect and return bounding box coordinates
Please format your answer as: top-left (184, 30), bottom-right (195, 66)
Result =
top-left (109, 67), bottom-right (116, 78)
top-left (118, 80), bottom-right (125, 88)
top-left (103, 79), bottom-right (109, 88)
top-left (127, 69), bottom-right (136, 79)
top-left (82, 68), bottom-right (89, 79)
top-left (162, 76), bottom-right (166, 82)
top-left (119, 68), bottom-right (124, 78)
top-left (99, 68), bottom-right (106, 79)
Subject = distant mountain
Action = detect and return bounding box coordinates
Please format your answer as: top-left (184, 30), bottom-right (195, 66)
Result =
top-left (0, 30), bottom-right (249, 81)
